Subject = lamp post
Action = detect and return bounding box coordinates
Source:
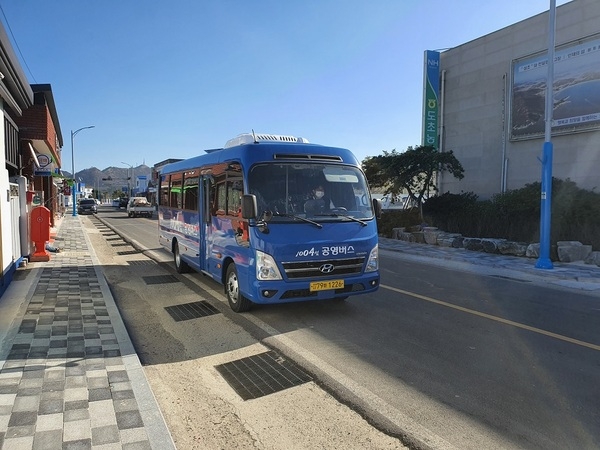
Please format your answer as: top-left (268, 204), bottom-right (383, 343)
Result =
top-left (71, 126), bottom-right (95, 216)
top-left (121, 162), bottom-right (134, 198)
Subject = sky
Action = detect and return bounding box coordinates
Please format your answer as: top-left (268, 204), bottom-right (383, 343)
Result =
top-left (0, 0), bottom-right (571, 172)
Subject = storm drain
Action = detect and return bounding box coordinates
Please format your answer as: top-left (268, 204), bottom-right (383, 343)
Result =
top-left (164, 301), bottom-right (219, 321)
top-left (111, 242), bottom-right (130, 247)
top-left (117, 250), bottom-right (140, 256)
top-left (215, 351), bottom-right (312, 400)
top-left (106, 237), bottom-right (121, 241)
top-left (128, 260), bottom-right (155, 267)
top-left (142, 275), bottom-right (179, 285)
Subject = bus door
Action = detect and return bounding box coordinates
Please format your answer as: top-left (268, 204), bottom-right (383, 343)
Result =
top-left (198, 175), bottom-right (214, 272)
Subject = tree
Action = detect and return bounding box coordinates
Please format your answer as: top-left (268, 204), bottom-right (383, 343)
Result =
top-left (362, 145), bottom-right (465, 221)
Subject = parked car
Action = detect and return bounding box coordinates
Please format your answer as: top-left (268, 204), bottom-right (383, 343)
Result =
top-left (78, 198), bottom-right (97, 215)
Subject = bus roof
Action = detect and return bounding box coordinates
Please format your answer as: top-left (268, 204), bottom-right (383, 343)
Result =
top-left (160, 133), bottom-right (359, 175)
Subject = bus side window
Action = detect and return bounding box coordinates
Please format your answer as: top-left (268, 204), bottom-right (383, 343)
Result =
top-left (160, 175), bottom-right (169, 206)
top-left (227, 181), bottom-right (243, 216)
top-left (215, 182), bottom-right (226, 215)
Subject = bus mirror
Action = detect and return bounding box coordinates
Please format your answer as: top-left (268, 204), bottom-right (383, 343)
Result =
top-left (242, 194), bottom-right (257, 219)
top-left (373, 198), bottom-right (382, 219)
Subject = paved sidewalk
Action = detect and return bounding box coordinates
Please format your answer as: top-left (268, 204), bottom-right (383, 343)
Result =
top-left (379, 237), bottom-right (600, 293)
top-left (0, 215), bottom-right (175, 449)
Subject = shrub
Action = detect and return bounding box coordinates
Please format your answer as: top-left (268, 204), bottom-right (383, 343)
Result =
top-left (390, 178), bottom-right (600, 249)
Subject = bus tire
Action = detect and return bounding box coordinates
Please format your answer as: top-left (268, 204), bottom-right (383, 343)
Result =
top-left (173, 241), bottom-right (190, 274)
top-left (225, 264), bottom-right (252, 312)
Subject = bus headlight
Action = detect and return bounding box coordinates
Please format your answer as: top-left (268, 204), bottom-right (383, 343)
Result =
top-left (364, 244), bottom-right (378, 272)
top-left (256, 250), bottom-right (282, 280)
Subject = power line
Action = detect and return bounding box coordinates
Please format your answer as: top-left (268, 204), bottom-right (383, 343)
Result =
top-left (0, 3), bottom-right (37, 83)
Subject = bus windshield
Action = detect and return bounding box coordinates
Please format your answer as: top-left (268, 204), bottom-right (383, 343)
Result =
top-left (248, 163), bottom-right (374, 221)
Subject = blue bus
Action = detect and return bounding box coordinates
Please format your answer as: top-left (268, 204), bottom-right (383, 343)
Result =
top-left (158, 133), bottom-right (381, 312)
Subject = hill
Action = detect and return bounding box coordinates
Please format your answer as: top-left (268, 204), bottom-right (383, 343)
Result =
top-left (62, 165), bottom-right (153, 194)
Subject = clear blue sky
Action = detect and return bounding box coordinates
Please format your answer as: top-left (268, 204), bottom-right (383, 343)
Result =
top-left (1, 0), bottom-right (570, 172)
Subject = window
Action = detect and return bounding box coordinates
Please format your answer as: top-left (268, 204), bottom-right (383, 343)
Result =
top-left (160, 175), bottom-right (170, 206)
top-left (183, 170), bottom-right (199, 211)
top-left (170, 173), bottom-right (182, 209)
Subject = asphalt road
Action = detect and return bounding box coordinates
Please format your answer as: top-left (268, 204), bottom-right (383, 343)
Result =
top-left (94, 205), bottom-right (600, 450)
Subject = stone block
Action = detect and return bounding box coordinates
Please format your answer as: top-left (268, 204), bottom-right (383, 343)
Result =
top-left (557, 242), bottom-right (592, 262)
top-left (463, 238), bottom-right (483, 251)
top-left (497, 241), bottom-right (528, 257)
top-left (391, 227), bottom-right (405, 239)
top-left (481, 238), bottom-right (506, 254)
top-left (437, 233), bottom-right (462, 247)
top-left (399, 232), bottom-right (416, 242)
top-left (423, 229), bottom-right (441, 245)
top-left (412, 232), bottom-right (425, 243)
top-left (526, 243), bottom-right (540, 258)
top-left (585, 251), bottom-right (600, 267)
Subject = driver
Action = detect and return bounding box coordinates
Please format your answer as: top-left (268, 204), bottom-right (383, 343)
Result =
top-left (304, 184), bottom-right (333, 214)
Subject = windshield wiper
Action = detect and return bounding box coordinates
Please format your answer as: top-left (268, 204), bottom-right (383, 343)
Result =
top-left (315, 213), bottom-right (367, 226)
top-left (271, 211), bottom-right (323, 228)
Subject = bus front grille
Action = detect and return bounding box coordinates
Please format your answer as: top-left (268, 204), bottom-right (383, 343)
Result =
top-left (282, 257), bottom-right (365, 280)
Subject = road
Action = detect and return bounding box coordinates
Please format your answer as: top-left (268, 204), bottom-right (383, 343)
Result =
top-left (91, 205), bottom-right (600, 449)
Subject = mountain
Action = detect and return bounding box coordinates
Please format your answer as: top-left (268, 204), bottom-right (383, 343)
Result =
top-left (62, 165), bottom-right (153, 194)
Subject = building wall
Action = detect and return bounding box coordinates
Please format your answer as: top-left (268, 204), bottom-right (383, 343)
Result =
top-left (0, 101), bottom-right (13, 272)
top-left (438, 0), bottom-right (600, 199)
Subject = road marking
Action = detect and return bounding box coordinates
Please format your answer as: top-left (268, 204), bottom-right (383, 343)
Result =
top-left (381, 284), bottom-right (600, 352)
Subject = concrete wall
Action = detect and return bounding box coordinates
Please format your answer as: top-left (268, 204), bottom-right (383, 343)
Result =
top-left (438, 0), bottom-right (600, 199)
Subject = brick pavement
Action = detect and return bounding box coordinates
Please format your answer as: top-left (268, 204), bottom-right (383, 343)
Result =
top-left (0, 215), bottom-right (174, 450)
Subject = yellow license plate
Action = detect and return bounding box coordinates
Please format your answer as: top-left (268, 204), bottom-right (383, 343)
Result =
top-left (310, 279), bottom-right (344, 292)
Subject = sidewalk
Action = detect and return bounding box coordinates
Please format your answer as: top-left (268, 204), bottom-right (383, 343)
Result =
top-left (0, 214), bottom-right (175, 449)
top-left (379, 237), bottom-right (600, 293)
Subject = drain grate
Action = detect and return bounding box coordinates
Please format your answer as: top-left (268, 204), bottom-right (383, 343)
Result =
top-left (111, 242), bottom-right (130, 247)
top-left (164, 301), bottom-right (219, 321)
top-left (215, 351), bottom-right (312, 400)
top-left (117, 250), bottom-right (140, 255)
top-left (128, 260), bottom-right (155, 267)
top-left (143, 275), bottom-right (179, 285)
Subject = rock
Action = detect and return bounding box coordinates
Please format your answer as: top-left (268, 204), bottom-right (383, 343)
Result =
top-left (391, 227), bottom-right (405, 239)
top-left (463, 238), bottom-right (483, 251)
top-left (399, 232), bottom-right (416, 242)
top-left (497, 241), bottom-right (528, 257)
top-left (423, 228), bottom-right (441, 245)
top-left (526, 243), bottom-right (540, 258)
top-left (412, 232), bottom-right (425, 243)
top-left (481, 238), bottom-right (506, 254)
top-left (437, 233), bottom-right (462, 247)
top-left (557, 241), bottom-right (592, 262)
top-left (584, 251), bottom-right (600, 267)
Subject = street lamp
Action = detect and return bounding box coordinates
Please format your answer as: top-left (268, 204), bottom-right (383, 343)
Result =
top-left (121, 162), bottom-right (134, 197)
top-left (71, 126), bottom-right (95, 216)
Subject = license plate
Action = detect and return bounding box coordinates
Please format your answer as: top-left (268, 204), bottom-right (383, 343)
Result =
top-left (310, 279), bottom-right (344, 292)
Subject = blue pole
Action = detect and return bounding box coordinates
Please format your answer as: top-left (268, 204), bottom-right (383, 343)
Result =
top-left (535, 0), bottom-right (556, 270)
top-left (536, 141), bottom-right (553, 268)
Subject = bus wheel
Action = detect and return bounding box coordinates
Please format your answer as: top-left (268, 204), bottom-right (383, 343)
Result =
top-left (225, 264), bottom-right (252, 312)
top-left (174, 242), bottom-right (189, 274)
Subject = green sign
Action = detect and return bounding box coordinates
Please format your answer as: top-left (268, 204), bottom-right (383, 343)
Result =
top-left (423, 50), bottom-right (440, 148)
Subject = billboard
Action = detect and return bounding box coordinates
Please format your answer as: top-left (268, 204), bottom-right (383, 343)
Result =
top-left (511, 34), bottom-right (600, 140)
top-left (422, 50), bottom-right (440, 148)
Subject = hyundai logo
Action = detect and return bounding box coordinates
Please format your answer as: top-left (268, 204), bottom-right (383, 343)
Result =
top-left (319, 263), bottom-right (335, 274)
